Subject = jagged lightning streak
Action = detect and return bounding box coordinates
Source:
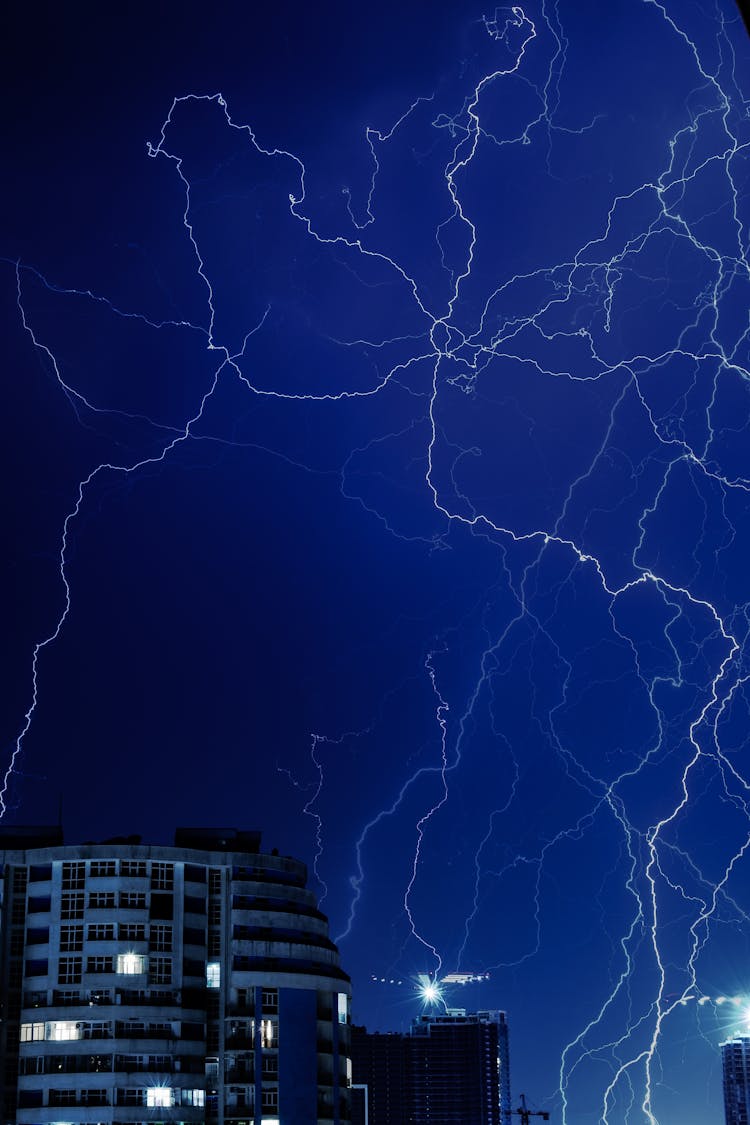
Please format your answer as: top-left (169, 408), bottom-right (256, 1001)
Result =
top-left (6, 2), bottom-right (750, 1122)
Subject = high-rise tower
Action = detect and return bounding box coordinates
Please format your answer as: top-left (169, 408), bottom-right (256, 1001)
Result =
top-left (0, 826), bottom-right (351, 1125)
top-left (351, 1008), bottom-right (511, 1125)
top-left (723, 1035), bottom-right (750, 1125)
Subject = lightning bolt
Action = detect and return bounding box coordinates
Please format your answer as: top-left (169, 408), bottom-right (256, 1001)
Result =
top-left (7, 2), bottom-right (750, 1122)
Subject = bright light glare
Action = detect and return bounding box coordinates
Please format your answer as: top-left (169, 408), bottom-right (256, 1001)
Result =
top-left (421, 982), bottom-right (441, 1004)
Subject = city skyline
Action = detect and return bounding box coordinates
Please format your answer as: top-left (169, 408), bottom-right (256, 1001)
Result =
top-left (4, 2), bottom-right (750, 1122)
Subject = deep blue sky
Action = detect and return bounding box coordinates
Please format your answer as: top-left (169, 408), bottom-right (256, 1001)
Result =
top-left (4, 2), bottom-right (750, 1122)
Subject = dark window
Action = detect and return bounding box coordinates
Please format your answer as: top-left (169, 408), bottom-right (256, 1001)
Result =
top-left (26, 927), bottom-right (49, 946)
top-left (119, 891), bottom-right (146, 909)
top-left (28, 864), bottom-right (52, 882)
top-left (184, 864), bottom-right (206, 883)
top-left (183, 958), bottom-right (204, 977)
top-left (24, 958), bottom-right (48, 977)
top-left (88, 892), bottom-right (116, 909)
top-left (62, 861), bottom-right (85, 890)
top-left (118, 922), bottom-right (146, 941)
top-left (87, 956), bottom-right (114, 974)
top-left (27, 895), bottom-right (51, 914)
top-left (151, 862), bottom-right (174, 890)
top-left (59, 925), bottom-right (83, 951)
top-left (120, 860), bottom-right (147, 877)
top-left (184, 895), bottom-right (205, 914)
top-left (149, 924), bottom-right (172, 952)
top-left (89, 860), bottom-right (117, 878)
top-left (87, 923), bottom-right (115, 942)
top-left (49, 1089), bottom-right (76, 1106)
top-left (150, 893), bottom-right (173, 920)
top-left (17, 1090), bottom-right (43, 1108)
top-left (184, 927), bottom-right (205, 946)
top-left (58, 956), bottom-right (82, 984)
top-left (60, 892), bottom-right (84, 920)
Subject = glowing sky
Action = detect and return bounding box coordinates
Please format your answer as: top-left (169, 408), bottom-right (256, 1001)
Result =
top-left (4, 2), bottom-right (750, 1121)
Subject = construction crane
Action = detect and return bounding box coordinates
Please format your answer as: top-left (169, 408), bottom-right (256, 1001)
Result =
top-left (512, 1093), bottom-right (550, 1123)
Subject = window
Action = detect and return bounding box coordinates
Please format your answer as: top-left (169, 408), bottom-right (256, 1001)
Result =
top-left (61, 893), bottom-right (84, 920)
top-left (208, 931), bottom-right (221, 956)
top-left (27, 895), bottom-right (51, 914)
top-left (13, 867), bottom-right (28, 892)
top-left (58, 957), bottom-right (82, 985)
top-left (209, 902), bottom-right (222, 926)
top-left (262, 1089), bottom-right (279, 1110)
top-left (206, 962), bottom-right (220, 989)
top-left (86, 956), bottom-right (114, 974)
top-left (149, 956), bottom-right (172, 985)
top-left (88, 892), bottom-right (115, 909)
top-left (54, 988), bottom-right (81, 1005)
top-left (20, 1022), bottom-right (44, 1042)
top-left (146, 1087), bottom-right (174, 1108)
top-left (29, 863), bottom-right (52, 881)
top-left (184, 894), bottom-right (205, 914)
top-left (119, 891), bottom-right (146, 909)
top-left (60, 925), bottom-right (83, 952)
top-left (149, 924), bottom-right (172, 952)
top-left (87, 923), bottom-right (115, 942)
top-left (89, 861), bottom-right (116, 877)
top-left (121, 860), bottom-right (147, 877)
top-left (338, 992), bottom-right (348, 1024)
top-left (49, 1089), bottom-right (76, 1106)
top-left (47, 1021), bottom-right (82, 1042)
top-left (117, 1088), bottom-right (144, 1106)
top-left (80, 1088), bottom-right (108, 1105)
top-left (62, 862), bottom-right (85, 890)
top-left (181, 1090), bottom-right (206, 1107)
top-left (118, 922), bottom-right (146, 940)
top-left (262, 989), bottom-right (278, 1013)
top-left (262, 1054), bottom-right (278, 1076)
top-left (184, 926), bottom-right (205, 946)
top-left (24, 958), bottom-right (48, 976)
top-left (151, 862), bottom-right (174, 890)
top-left (117, 953), bottom-right (147, 975)
top-left (26, 927), bottom-right (50, 945)
top-left (261, 1019), bottom-right (278, 1048)
top-left (12, 899), bottom-right (26, 924)
top-left (82, 1021), bottom-right (111, 1039)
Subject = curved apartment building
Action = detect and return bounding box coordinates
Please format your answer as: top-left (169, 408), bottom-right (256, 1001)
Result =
top-left (0, 827), bottom-right (351, 1125)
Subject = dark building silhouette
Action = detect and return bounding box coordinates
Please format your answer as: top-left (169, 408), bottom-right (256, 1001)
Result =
top-left (723, 1035), bottom-right (750, 1125)
top-left (351, 1009), bottom-right (511, 1125)
top-left (0, 826), bottom-right (351, 1125)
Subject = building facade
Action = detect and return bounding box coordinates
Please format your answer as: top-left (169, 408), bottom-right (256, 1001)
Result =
top-left (723, 1035), bottom-right (750, 1125)
top-left (0, 827), bottom-right (351, 1125)
top-left (351, 1009), bottom-right (510, 1125)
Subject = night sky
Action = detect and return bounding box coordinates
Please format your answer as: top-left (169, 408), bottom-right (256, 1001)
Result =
top-left (3, 2), bottom-right (750, 1121)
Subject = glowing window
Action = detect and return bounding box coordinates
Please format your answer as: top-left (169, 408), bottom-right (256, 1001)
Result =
top-left (181, 1090), bottom-right (206, 1107)
top-left (262, 1018), bottom-right (278, 1048)
top-left (20, 1022), bottom-right (44, 1042)
top-left (206, 961), bottom-right (220, 989)
top-left (46, 1021), bottom-right (82, 1042)
top-left (338, 992), bottom-right (348, 1024)
top-left (146, 1087), bottom-right (174, 1108)
top-left (117, 952), bottom-right (147, 975)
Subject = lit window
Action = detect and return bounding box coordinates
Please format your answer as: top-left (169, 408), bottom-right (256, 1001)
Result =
top-left (338, 992), bottom-right (348, 1024)
top-left (46, 1021), bottom-right (82, 1042)
top-left (146, 1087), bottom-right (174, 1108)
top-left (181, 1090), bottom-right (206, 1107)
top-left (206, 962), bottom-right (220, 989)
top-left (20, 1022), bottom-right (44, 1042)
top-left (117, 953), bottom-right (147, 975)
top-left (262, 1018), bottom-right (278, 1048)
